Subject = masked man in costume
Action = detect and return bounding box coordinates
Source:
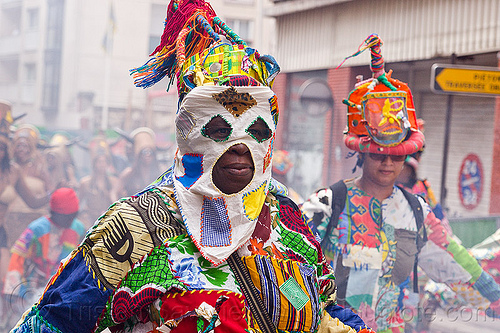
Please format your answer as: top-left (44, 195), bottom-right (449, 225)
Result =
top-left (301, 34), bottom-right (500, 333)
top-left (11, 1), bottom-right (371, 332)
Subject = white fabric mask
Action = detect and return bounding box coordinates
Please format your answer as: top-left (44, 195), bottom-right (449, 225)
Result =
top-left (173, 85), bottom-right (279, 265)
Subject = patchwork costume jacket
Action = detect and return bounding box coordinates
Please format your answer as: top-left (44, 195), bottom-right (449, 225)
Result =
top-left (3, 216), bottom-right (85, 300)
top-left (12, 177), bottom-right (347, 333)
top-left (301, 179), bottom-right (500, 333)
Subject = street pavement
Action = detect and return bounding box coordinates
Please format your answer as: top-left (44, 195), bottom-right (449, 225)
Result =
top-left (428, 308), bottom-right (499, 333)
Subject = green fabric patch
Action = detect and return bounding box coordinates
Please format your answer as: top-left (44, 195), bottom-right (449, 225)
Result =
top-left (197, 256), bottom-right (230, 287)
top-left (197, 317), bottom-right (205, 332)
top-left (96, 245), bottom-right (184, 332)
top-left (279, 277), bottom-right (309, 311)
top-left (346, 293), bottom-right (373, 310)
top-left (447, 238), bottom-right (482, 282)
top-left (169, 234), bottom-right (198, 255)
top-left (279, 227), bottom-right (318, 265)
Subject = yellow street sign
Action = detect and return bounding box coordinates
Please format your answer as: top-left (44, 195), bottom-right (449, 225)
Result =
top-left (431, 64), bottom-right (500, 96)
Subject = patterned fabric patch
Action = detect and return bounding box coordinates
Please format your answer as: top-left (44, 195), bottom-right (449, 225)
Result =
top-left (176, 153), bottom-right (203, 189)
top-left (278, 202), bottom-right (321, 266)
top-left (96, 245), bottom-right (184, 329)
top-left (176, 108), bottom-right (196, 140)
top-left (82, 201), bottom-right (158, 289)
top-left (242, 255), bottom-right (320, 332)
top-left (201, 197), bottom-right (232, 247)
top-left (15, 307), bottom-right (64, 333)
top-left (473, 270), bottom-right (500, 302)
top-left (126, 190), bottom-right (184, 247)
top-left (212, 87), bottom-right (257, 117)
top-left (242, 181), bottom-right (267, 221)
top-left (374, 282), bottom-right (401, 331)
top-left (223, 75), bottom-right (260, 87)
top-left (279, 277), bottom-right (309, 311)
top-left (343, 187), bottom-right (382, 248)
top-left (269, 95), bottom-right (279, 127)
top-left (263, 133), bottom-right (274, 173)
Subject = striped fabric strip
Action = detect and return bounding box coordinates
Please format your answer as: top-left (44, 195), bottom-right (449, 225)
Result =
top-left (227, 253), bottom-right (277, 333)
top-left (242, 255), bottom-right (318, 332)
top-left (255, 255), bottom-right (280, 324)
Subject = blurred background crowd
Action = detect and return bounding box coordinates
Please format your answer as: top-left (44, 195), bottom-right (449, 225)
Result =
top-left (0, 98), bottom-right (176, 328)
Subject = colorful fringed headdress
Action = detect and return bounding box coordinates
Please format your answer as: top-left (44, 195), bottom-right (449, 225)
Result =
top-left (340, 34), bottom-right (424, 155)
top-left (130, 0), bottom-right (280, 95)
top-left (130, 0), bottom-right (282, 266)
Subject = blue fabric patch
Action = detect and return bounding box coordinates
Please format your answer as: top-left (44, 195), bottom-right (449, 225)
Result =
top-left (176, 154), bottom-right (203, 189)
top-left (325, 304), bottom-right (369, 331)
top-left (473, 270), bottom-right (500, 302)
top-left (201, 197), bottom-right (231, 247)
top-left (13, 307), bottom-right (63, 333)
top-left (397, 277), bottom-right (411, 309)
top-left (36, 250), bottom-right (112, 332)
top-left (268, 177), bottom-right (288, 197)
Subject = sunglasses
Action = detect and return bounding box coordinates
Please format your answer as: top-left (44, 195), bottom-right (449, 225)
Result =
top-left (367, 153), bottom-right (406, 162)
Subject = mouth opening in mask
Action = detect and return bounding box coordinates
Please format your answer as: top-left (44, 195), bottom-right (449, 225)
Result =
top-left (212, 142), bottom-right (255, 194)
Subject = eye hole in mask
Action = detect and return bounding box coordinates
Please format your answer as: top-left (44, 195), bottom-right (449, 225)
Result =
top-left (202, 115), bottom-right (233, 142)
top-left (246, 117), bottom-right (272, 143)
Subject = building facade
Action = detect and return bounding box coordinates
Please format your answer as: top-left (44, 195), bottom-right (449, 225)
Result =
top-left (0, 0), bottom-right (274, 134)
top-left (267, 0), bottom-right (500, 218)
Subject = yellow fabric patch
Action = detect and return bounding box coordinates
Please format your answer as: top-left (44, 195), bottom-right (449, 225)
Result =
top-left (242, 181), bottom-right (267, 221)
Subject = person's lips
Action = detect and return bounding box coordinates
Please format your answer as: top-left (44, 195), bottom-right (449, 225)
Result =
top-left (379, 169), bottom-right (394, 175)
top-left (223, 163), bottom-right (254, 176)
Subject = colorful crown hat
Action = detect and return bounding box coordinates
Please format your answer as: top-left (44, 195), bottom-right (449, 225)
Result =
top-left (130, 127), bottom-right (156, 156)
top-left (340, 34), bottom-right (424, 155)
top-left (0, 100), bottom-right (13, 145)
top-left (14, 124), bottom-right (40, 150)
top-left (88, 134), bottom-right (111, 162)
top-left (130, 0), bottom-right (280, 95)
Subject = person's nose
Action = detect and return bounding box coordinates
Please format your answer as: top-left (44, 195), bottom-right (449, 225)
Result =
top-left (228, 143), bottom-right (250, 155)
top-left (382, 155), bottom-right (395, 164)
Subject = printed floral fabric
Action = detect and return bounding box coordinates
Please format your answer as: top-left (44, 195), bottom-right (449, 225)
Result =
top-left (301, 178), bottom-right (500, 332)
top-left (12, 184), bottom-right (336, 333)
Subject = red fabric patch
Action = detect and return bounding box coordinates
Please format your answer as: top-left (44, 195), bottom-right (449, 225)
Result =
top-left (348, 191), bottom-right (381, 248)
top-left (160, 290), bottom-right (248, 332)
top-left (250, 204), bottom-right (271, 242)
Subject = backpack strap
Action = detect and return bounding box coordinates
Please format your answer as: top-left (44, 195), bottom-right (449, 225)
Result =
top-left (397, 185), bottom-right (428, 293)
top-left (322, 180), bottom-right (347, 248)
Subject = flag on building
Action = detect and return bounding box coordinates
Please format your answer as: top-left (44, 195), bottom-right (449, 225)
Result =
top-left (102, 2), bottom-right (116, 53)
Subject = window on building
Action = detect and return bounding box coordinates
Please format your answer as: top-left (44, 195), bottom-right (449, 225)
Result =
top-left (46, 0), bottom-right (64, 50)
top-left (26, 8), bottom-right (39, 30)
top-left (225, 19), bottom-right (253, 46)
top-left (0, 7), bottom-right (22, 37)
top-left (24, 63), bottom-right (36, 82)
